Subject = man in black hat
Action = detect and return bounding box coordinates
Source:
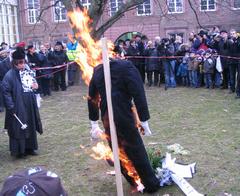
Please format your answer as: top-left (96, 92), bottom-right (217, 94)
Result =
top-left (88, 59), bottom-right (160, 193)
top-left (0, 166), bottom-right (67, 195)
top-left (48, 41), bottom-right (68, 91)
top-left (2, 47), bottom-right (43, 158)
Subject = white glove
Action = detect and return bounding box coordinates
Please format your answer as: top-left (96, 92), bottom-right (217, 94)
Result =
top-left (140, 121), bottom-right (152, 136)
top-left (90, 121), bottom-right (104, 139)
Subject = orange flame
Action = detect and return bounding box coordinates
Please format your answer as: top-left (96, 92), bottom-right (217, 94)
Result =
top-left (91, 134), bottom-right (144, 192)
top-left (67, 8), bottom-right (115, 85)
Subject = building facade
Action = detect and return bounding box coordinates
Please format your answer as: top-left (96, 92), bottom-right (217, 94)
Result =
top-left (0, 0), bottom-right (19, 45)
top-left (18, 0), bottom-right (240, 47)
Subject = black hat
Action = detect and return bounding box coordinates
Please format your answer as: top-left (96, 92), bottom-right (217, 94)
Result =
top-left (0, 166), bottom-right (68, 196)
top-left (27, 45), bottom-right (34, 50)
top-left (12, 48), bottom-right (25, 60)
top-left (220, 30), bottom-right (228, 34)
top-left (0, 42), bottom-right (7, 47)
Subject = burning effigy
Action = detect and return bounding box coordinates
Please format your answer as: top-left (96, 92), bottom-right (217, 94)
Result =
top-left (67, 7), bottom-right (203, 195)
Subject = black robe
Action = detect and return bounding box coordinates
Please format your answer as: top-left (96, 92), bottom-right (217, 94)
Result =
top-left (2, 67), bottom-right (43, 155)
top-left (88, 59), bottom-right (159, 193)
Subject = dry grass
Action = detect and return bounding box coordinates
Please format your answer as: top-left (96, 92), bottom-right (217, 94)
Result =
top-left (0, 84), bottom-right (240, 196)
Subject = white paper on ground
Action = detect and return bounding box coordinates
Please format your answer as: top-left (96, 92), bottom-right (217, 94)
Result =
top-left (162, 153), bottom-right (203, 196)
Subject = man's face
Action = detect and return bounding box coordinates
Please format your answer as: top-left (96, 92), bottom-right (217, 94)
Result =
top-left (230, 31), bottom-right (238, 39)
top-left (44, 43), bottom-right (50, 49)
top-left (220, 32), bottom-right (228, 39)
top-left (54, 45), bottom-right (61, 51)
top-left (2, 44), bottom-right (7, 50)
top-left (29, 47), bottom-right (35, 53)
top-left (40, 45), bottom-right (46, 53)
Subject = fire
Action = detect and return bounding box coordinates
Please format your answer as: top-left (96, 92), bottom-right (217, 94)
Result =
top-left (91, 134), bottom-right (144, 192)
top-left (67, 8), bottom-right (144, 192)
top-left (67, 8), bottom-right (115, 85)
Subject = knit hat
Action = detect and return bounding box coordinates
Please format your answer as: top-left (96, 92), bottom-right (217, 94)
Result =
top-left (16, 42), bottom-right (26, 48)
top-left (0, 166), bottom-right (68, 196)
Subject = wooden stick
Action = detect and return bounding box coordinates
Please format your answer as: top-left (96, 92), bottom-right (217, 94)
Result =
top-left (101, 37), bottom-right (124, 196)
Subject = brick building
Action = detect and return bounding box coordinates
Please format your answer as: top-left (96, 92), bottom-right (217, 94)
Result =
top-left (18, 0), bottom-right (240, 47)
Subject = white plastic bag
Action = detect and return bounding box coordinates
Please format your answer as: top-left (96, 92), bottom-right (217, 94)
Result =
top-left (216, 56), bottom-right (223, 73)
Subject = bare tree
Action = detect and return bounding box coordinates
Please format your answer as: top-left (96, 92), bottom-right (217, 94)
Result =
top-left (61, 0), bottom-right (147, 40)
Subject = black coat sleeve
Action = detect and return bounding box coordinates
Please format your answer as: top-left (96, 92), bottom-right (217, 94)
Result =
top-left (123, 62), bottom-right (150, 121)
top-left (88, 72), bottom-right (100, 121)
top-left (2, 73), bottom-right (15, 114)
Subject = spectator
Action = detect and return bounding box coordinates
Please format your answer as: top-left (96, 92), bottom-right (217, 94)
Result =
top-left (49, 41), bottom-right (68, 91)
top-left (144, 40), bottom-right (160, 87)
top-left (39, 45), bottom-right (52, 96)
top-left (203, 49), bottom-right (215, 89)
top-left (227, 29), bottom-right (240, 97)
top-left (66, 39), bottom-right (78, 86)
top-left (0, 49), bottom-right (11, 112)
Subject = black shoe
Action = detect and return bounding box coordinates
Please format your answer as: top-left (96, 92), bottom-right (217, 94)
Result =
top-left (11, 152), bottom-right (26, 158)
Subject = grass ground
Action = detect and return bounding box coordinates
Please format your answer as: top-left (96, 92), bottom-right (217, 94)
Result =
top-left (0, 84), bottom-right (239, 196)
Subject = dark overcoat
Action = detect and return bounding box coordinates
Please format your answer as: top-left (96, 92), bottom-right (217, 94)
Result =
top-left (88, 59), bottom-right (159, 193)
top-left (2, 67), bottom-right (42, 154)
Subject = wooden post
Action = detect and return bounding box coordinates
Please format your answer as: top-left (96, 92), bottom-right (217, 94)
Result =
top-left (101, 37), bottom-right (124, 196)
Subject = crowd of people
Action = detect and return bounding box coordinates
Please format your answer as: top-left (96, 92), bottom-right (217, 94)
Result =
top-left (115, 27), bottom-right (240, 98)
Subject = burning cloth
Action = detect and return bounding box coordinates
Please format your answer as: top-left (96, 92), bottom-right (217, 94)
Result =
top-left (88, 59), bottom-right (159, 193)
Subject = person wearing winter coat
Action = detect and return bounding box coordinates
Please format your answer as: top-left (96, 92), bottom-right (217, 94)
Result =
top-left (144, 41), bottom-right (160, 86)
top-left (0, 50), bottom-right (11, 112)
top-left (2, 47), bottom-right (43, 158)
top-left (39, 45), bottom-right (52, 96)
top-left (203, 51), bottom-right (215, 88)
top-left (48, 41), bottom-right (68, 91)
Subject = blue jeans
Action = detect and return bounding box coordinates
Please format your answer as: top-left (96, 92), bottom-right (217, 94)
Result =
top-left (204, 73), bottom-right (213, 88)
top-left (191, 70), bottom-right (198, 88)
top-left (164, 60), bottom-right (176, 87)
top-left (214, 71), bottom-right (222, 88)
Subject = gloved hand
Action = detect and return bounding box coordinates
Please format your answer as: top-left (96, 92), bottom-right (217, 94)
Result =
top-left (90, 121), bottom-right (104, 139)
top-left (140, 121), bottom-right (152, 136)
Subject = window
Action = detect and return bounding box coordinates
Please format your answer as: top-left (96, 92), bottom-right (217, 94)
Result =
top-left (27, 0), bottom-right (40, 24)
top-left (54, 0), bottom-right (67, 22)
top-left (200, 0), bottom-right (216, 11)
top-left (109, 0), bottom-right (123, 16)
top-left (137, 0), bottom-right (151, 16)
top-left (0, 3), bottom-right (19, 45)
top-left (80, 0), bottom-right (92, 9)
top-left (168, 0), bottom-right (183, 13)
top-left (233, 0), bottom-right (240, 8)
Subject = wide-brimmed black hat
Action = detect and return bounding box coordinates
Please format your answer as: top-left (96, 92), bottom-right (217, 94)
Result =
top-left (12, 47), bottom-right (25, 60)
top-left (0, 166), bottom-right (68, 196)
